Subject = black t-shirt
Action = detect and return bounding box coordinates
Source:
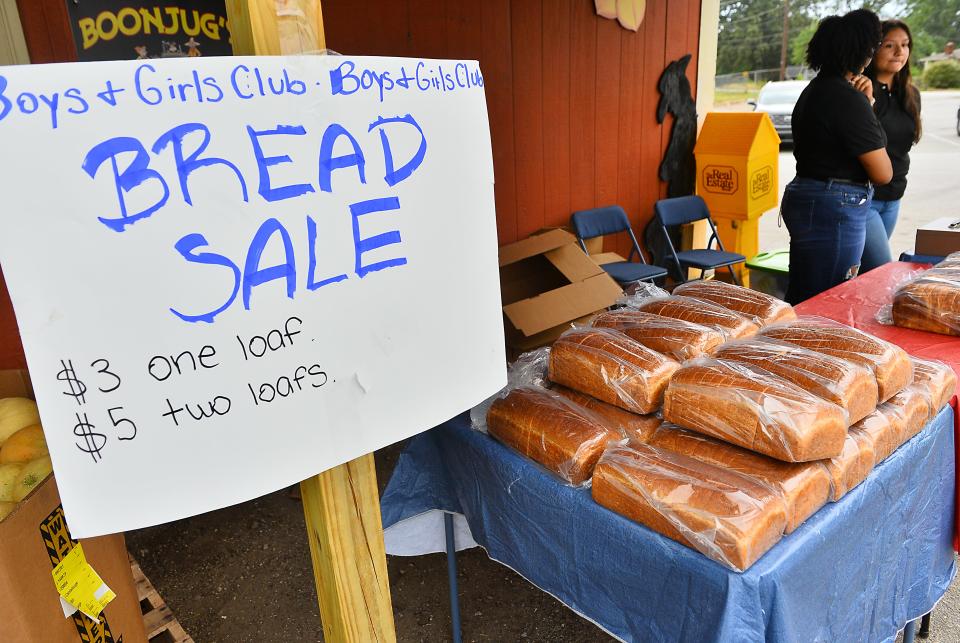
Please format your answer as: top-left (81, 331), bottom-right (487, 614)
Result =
top-left (792, 75), bottom-right (887, 183)
top-left (872, 81), bottom-right (919, 201)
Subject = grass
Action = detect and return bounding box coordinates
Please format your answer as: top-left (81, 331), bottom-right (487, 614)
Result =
top-left (714, 80), bottom-right (763, 105)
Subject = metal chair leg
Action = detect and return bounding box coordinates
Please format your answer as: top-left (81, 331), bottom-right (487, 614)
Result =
top-left (918, 612), bottom-right (931, 638)
top-left (904, 618), bottom-right (917, 643)
top-left (444, 512), bottom-right (463, 643)
top-left (728, 264), bottom-right (741, 286)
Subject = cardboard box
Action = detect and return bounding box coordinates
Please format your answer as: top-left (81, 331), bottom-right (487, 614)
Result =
top-left (915, 217), bottom-right (960, 257)
top-left (0, 370), bottom-right (147, 643)
top-left (499, 229), bottom-right (623, 351)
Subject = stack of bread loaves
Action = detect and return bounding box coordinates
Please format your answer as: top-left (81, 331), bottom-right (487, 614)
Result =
top-left (892, 251), bottom-right (960, 335)
top-left (485, 280), bottom-right (956, 571)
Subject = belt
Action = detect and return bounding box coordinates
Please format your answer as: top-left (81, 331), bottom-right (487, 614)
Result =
top-left (799, 175), bottom-right (872, 189)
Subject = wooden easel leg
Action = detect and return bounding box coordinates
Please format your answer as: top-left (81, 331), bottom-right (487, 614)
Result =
top-left (300, 454), bottom-right (396, 643)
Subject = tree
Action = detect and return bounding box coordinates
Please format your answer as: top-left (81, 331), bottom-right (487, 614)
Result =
top-left (717, 0), bottom-right (818, 74)
top-left (904, 1), bottom-right (960, 57)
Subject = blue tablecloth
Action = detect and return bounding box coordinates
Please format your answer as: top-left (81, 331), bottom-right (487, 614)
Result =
top-left (381, 407), bottom-right (957, 643)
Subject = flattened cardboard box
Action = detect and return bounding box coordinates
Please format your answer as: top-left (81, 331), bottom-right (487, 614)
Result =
top-left (0, 370), bottom-right (147, 643)
top-left (915, 217), bottom-right (960, 257)
top-left (500, 230), bottom-right (622, 351)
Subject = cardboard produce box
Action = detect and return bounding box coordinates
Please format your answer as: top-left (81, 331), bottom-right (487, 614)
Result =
top-left (0, 370), bottom-right (147, 643)
top-left (499, 229), bottom-right (623, 351)
top-left (915, 217), bottom-right (960, 257)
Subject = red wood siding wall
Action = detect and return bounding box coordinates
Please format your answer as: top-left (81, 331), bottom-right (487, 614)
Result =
top-left (324, 0), bottom-right (703, 256)
top-left (14, 0), bottom-right (76, 63)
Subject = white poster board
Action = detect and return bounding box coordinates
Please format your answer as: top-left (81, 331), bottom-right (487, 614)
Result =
top-left (0, 55), bottom-right (505, 537)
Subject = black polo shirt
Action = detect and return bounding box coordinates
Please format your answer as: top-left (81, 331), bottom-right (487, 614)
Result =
top-left (792, 74), bottom-right (887, 184)
top-left (872, 81), bottom-right (919, 201)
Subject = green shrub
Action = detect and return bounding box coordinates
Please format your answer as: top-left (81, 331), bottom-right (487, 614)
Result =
top-left (923, 61), bottom-right (960, 89)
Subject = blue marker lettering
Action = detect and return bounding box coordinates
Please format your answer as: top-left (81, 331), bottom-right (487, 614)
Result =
top-left (134, 64), bottom-right (162, 105)
top-left (246, 124), bottom-right (315, 202)
top-left (153, 123), bottom-right (249, 205)
top-left (350, 197), bottom-right (407, 278)
top-left (317, 123), bottom-right (366, 193)
top-left (329, 60), bottom-right (359, 96)
top-left (16, 92), bottom-right (38, 115)
top-left (201, 76), bottom-right (224, 102)
top-left (368, 114), bottom-right (427, 187)
top-left (231, 64), bottom-right (254, 99)
top-left (170, 233), bottom-right (241, 323)
top-left (37, 93), bottom-right (59, 129)
top-left (0, 76), bottom-right (11, 122)
top-left (243, 218), bottom-right (297, 309)
top-left (82, 136), bottom-right (170, 232)
top-left (306, 215), bottom-right (348, 290)
top-left (64, 88), bottom-right (89, 115)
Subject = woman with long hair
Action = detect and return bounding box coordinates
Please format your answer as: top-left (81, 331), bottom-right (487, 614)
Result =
top-left (781, 9), bottom-right (892, 304)
top-left (860, 19), bottom-right (922, 271)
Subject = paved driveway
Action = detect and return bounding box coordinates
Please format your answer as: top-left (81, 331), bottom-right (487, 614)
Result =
top-left (758, 90), bottom-right (960, 259)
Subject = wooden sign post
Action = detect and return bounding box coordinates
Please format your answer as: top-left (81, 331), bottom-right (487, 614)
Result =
top-left (226, 2), bottom-right (397, 640)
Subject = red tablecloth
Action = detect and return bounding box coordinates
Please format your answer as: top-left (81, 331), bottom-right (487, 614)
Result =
top-left (795, 261), bottom-right (960, 551)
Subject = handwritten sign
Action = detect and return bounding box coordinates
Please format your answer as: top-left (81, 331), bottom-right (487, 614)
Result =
top-left (0, 55), bottom-right (505, 537)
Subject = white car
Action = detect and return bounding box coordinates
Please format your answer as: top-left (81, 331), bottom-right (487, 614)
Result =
top-left (748, 80), bottom-right (810, 145)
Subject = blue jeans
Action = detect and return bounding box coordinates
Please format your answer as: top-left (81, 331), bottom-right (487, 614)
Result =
top-left (860, 199), bottom-right (901, 273)
top-left (780, 177), bottom-right (874, 305)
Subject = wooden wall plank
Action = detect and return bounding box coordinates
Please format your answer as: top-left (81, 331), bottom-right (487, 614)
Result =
top-left (540, 0), bottom-right (571, 230)
top-left (638, 0), bottom-right (669, 235)
top-left (445, 0), bottom-right (483, 61)
top-left (408, 0), bottom-right (448, 59)
top-left (616, 25), bottom-right (644, 258)
top-left (15, 0), bottom-right (76, 63)
top-left (481, 0), bottom-right (517, 245)
top-left (567, 0), bottom-right (597, 216)
top-left (594, 13), bottom-right (622, 235)
top-left (510, 0), bottom-right (544, 239)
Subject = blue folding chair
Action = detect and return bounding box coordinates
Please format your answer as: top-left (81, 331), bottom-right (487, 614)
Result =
top-left (570, 206), bottom-right (669, 287)
top-left (653, 195), bottom-right (745, 285)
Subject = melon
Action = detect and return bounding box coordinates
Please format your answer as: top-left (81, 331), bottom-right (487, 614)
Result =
top-left (0, 462), bottom-right (23, 502)
top-left (11, 456), bottom-right (52, 502)
top-left (0, 424), bottom-right (48, 464)
top-left (0, 397), bottom-right (41, 444)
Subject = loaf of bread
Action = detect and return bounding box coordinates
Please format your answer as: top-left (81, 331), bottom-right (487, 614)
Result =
top-left (648, 424), bottom-right (830, 533)
top-left (673, 280), bottom-right (797, 326)
top-left (590, 310), bottom-right (725, 361)
top-left (819, 431), bottom-right (875, 501)
top-left (892, 270), bottom-right (960, 336)
top-left (714, 339), bottom-right (878, 426)
top-left (592, 443), bottom-right (787, 570)
top-left (552, 385), bottom-right (662, 444)
top-left (662, 358), bottom-right (847, 462)
top-left (548, 328), bottom-right (680, 414)
top-left (911, 357), bottom-right (957, 411)
top-left (635, 295), bottom-right (760, 339)
top-left (849, 411), bottom-right (899, 465)
top-left (882, 386), bottom-right (931, 445)
top-left (487, 387), bottom-right (621, 485)
top-left (759, 319), bottom-right (913, 401)
top-left (874, 404), bottom-right (908, 453)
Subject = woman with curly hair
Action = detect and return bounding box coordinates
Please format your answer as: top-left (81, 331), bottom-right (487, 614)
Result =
top-left (859, 19), bottom-right (923, 272)
top-left (781, 9), bottom-right (892, 304)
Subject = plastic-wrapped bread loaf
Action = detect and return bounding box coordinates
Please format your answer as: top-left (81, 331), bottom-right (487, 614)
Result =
top-left (635, 296), bottom-right (760, 339)
top-left (911, 357), bottom-right (957, 411)
top-left (673, 280), bottom-right (797, 326)
top-left (882, 386), bottom-right (932, 445)
top-left (714, 339), bottom-right (878, 426)
top-left (590, 310), bottom-right (725, 361)
top-left (892, 270), bottom-right (960, 336)
top-left (875, 404), bottom-right (908, 452)
top-left (592, 442), bottom-right (788, 571)
top-left (849, 410), bottom-right (900, 464)
top-left (647, 424), bottom-right (830, 533)
top-left (819, 431), bottom-right (875, 501)
top-left (552, 385), bottom-right (662, 444)
top-left (662, 358), bottom-right (847, 462)
top-left (759, 318), bottom-right (913, 402)
top-left (487, 387), bottom-right (621, 485)
top-left (548, 328), bottom-right (680, 414)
